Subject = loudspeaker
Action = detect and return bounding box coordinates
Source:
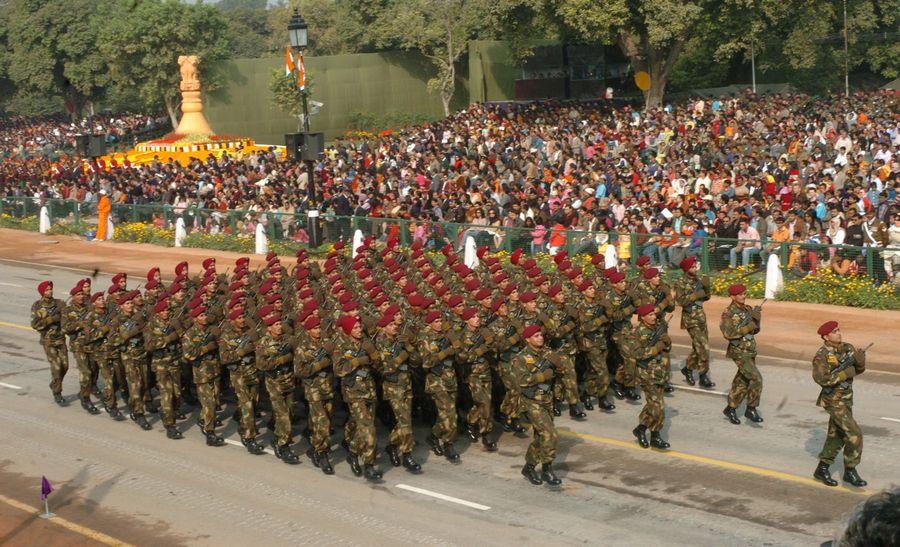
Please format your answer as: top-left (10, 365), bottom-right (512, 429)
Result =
top-left (300, 132), bottom-right (324, 161)
top-left (75, 134), bottom-right (90, 156)
top-left (88, 135), bottom-right (106, 158)
top-left (284, 133), bottom-right (303, 160)
top-left (75, 134), bottom-right (106, 158)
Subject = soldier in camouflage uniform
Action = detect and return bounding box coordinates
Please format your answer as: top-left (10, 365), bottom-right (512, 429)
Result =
top-left (633, 268), bottom-right (676, 393)
top-left (631, 304), bottom-right (672, 450)
top-left (719, 284), bottom-right (764, 425)
top-left (30, 281), bottom-right (69, 405)
top-left (513, 325), bottom-right (562, 487)
top-left (673, 257), bottom-right (715, 388)
top-left (255, 314), bottom-right (300, 463)
top-left (295, 315), bottom-right (336, 474)
top-left (459, 307), bottom-right (499, 451)
top-left (575, 280), bottom-right (615, 412)
top-left (84, 292), bottom-right (125, 420)
top-left (144, 299), bottom-right (185, 440)
top-left (335, 315), bottom-right (383, 482)
top-left (603, 271), bottom-right (640, 401)
top-left (811, 321), bottom-right (868, 488)
top-left (62, 283), bottom-right (100, 414)
top-left (181, 306), bottom-right (226, 446)
top-left (219, 308), bottom-right (266, 454)
top-left (115, 291), bottom-right (152, 430)
top-left (545, 284), bottom-right (587, 420)
top-left (419, 310), bottom-right (462, 463)
top-left (373, 311), bottom-right (422, 472)
top-left (492, 290), bottom-right (528, 435)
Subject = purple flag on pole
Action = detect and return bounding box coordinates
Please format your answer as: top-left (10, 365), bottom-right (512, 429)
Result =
top-left (41, 476), bottom-right (53, 500)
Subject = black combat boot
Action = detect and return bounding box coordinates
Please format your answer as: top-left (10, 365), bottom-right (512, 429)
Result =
top-left (166, 425), bottom-right (183, 439)
top-left (843, 467), bottom-right (867, 487)
top-left (346, 453), bottom-right (363, 476)
top-left (680, 367), bottom-right (696, 386)
top-left (319, 452), bottom-right (335, 475)
top-left (481, 434), bottom-right (497, 452)
top-left (133, 413), bottom-right (152, 430)
top-left (521, 464), bottom-right (542, 485)
top-left (443, 442), bottom-right (461, 464)
top-left (698, 373), bottom-right (716, 389)
top-left (242, 436), bottom-right (265, 455)
top-left (723, 406), bottom-right (741, 425)
top-left (813, 461), bottom-right (837, 486)
top-left (363, 464), bottom-right (383, 482)
top-left (611, 381), bottom-right (626, 399)
top-left (650, 431), bottom-right (670, 449)
top-left (541, 463), bottom-right (562, 486)
top-left (427, 434), bottom-right (444, 456)
top-left (633, 425), bottom-right (649, 448)
top-left (402, 453), bottom-right (422, 473)
top-left (598, 398), bottom-right (616, 412)
top-left (744, 407), bottom-right (763, 423)
top-left (663, 382), bottom-right (675, 393)
top-left (581, 395), bottom-right (594, 411)
top-left (552, 401), bottom-right (562, 417)
top-left (385, 444), bottom-right (402, 467)
top-left (569, 402), bottom-right (587, 420)
top-left (107, 406), bottom-right (125, 421)
top-left (81, 397), bottom-right (101, 415)
top-left (274, 443), bottom-right (299, 464)
top-left (205, 431), bottom-right (224, 446)
top-left (508, 417), bottom-right (527, 436)
top-left (465, 423), bottom-right (480, 443)
top-left (624, 387), bottom-right (641, 401)
top-left (53, 393), bottom-right (67, 406)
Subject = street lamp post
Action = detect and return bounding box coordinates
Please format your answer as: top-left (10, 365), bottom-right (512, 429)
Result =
top-left (288, 9), bottom-right (322, 247)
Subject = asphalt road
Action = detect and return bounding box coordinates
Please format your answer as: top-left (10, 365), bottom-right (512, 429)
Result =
top-left (1, 259), bottom-right (898, 546)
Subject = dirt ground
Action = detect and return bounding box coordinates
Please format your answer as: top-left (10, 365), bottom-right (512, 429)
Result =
top-left (2, 228), bottom-right (897, 372)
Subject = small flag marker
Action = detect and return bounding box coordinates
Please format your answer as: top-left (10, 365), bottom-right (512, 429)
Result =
top-left (39, 476), bottom-right (54, 519)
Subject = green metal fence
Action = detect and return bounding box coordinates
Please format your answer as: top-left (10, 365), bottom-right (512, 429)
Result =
top-left (2, 196), bottom-right (898, 283)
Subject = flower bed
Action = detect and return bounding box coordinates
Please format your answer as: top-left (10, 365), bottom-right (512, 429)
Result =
top-left (114, 222), bottom-right (175, 245)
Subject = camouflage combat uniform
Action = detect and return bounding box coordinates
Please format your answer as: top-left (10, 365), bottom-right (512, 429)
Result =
top-left (116, 309), bottom-right (149, 415)
top-left (335, 339), bottom-right (378, 465)
top-left (295, 335), bottom-right (335, 455)
top-left (632, 321), bottom-right (671, 432)
top-left (374, 330), bottom-right (415, 455)
top-left (62, 300), bottom-right (97, 398)
top-left (220, 322), bottom-right (261, 442)
top-left (181, 324), bottom-right (221, 433)
top-left (256, 331), bottom-right (295, 448)
top-left (511, 345), bottom-right (558, 466)
top-left (144, 315), bottom-right (182, 427)
top-left (720, 302), bottom-right (762, 409)
top-left (674, 273), bottom-right (711, 374)
top-left (31, 295), bottom-right (69, 397)
top-left (813, 342), bottom-right (865, 468)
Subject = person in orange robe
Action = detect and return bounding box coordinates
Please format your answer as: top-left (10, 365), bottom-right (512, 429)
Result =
top-left (96, 190), bottom-right (111, 241)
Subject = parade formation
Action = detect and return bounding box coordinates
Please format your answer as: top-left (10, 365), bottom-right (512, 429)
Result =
top-left (29, 241), bottom-right (870, 489)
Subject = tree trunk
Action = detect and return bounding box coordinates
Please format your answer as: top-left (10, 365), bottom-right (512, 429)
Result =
top-left (617, 31), bottom-right (686, 112)
top-left (643, 64), bottom-right (667, 110)
top-left (164, 96), bottom-right (180, 130)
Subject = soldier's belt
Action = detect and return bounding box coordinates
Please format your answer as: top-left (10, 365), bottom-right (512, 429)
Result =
top-left (522, 383), bottom-right (551, 399)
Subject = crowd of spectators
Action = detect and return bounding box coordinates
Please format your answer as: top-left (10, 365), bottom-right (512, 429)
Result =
top-left (2, 91), bottom-right (899, 280)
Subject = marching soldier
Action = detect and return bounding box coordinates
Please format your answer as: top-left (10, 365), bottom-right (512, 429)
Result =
top-left (255, 314), bottom-right (300, 463)
top-left (181, 306), bottom-right (226, 446)
top-left (811, 321), bottom-right (868, 488)
top-left (575, 280), bottom-right (615, 412)
top-left (674, 257), bottom-right (715, 388)
top-left (144, 299), bottom-right (184, 440)
top-left (719, 284), bottom-right (764, 425)
top-left (631, 304), bottom-right (672, 450)
top-left (633, 268), bottom-right (676, 393)
top-left (115, 290), bottom-right (152, 430)
top-left (219, 308), bottom-right (266, 455)
top-left (545, 284), bottom-right (587, 420)
top-left (373, 310), bottom-right (422, 472)
top-left (62, 282), bottom-right (100, 414)
top-left (604, 271), bottom-right (640, 401)
top-left (295, 315), bottom-right (337, 474)
top-left (419, 310), bottom-right (462, 463)
top-left (335, 315), bottom-right (383, 481)
top-left (514, 325), bottom-right (562, 487)
top-left (84, 292), bottom-right (125, 420)
top-left (31, 281), bottom-right (69, 405)
top-left (459, 307), bottom-right (499, 451)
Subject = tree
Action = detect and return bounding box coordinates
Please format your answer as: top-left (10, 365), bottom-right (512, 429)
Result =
top-left (376, 0), bottom-right (494, 116)
top-left (3, 0), bottom-right (113, 119)
top-left (219, 0), bottom-right (273, 59)
top-left (96, 0), bottom-right (233, 129)
top-left (557, 0), bottom-right (708, 109)
top-left (268, 68), bottom-right (314, 130)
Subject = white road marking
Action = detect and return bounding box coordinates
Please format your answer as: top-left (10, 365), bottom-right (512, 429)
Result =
top-left (0, 281), bottom-right (23, 287)
top-left (0, 257), bottom-right (106, 275)
top-left (880, 417), bottom-right (900, 424)
top-left (395, 484), bottom-right (490, 511)
top-left (224, 437), bottom-right (275, 455)
top-left (671, 384), bottom-right (727, 396)
top-left (0, 382), bottom-right (23, 390)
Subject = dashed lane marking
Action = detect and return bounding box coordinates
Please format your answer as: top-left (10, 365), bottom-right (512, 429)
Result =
top-left (223, 437), bottom-right (276, 455)
top-left (0, 320), bottom-right (33, 332)
top-left (0, 382), bottom-right (23, 390)
top-left (0, 492), bottom-right (133, 546)
top-left (671, 384), bottom-right (727, 396)
top-left (880, 417), bottom-right (900, 424)
top-left (395, 484), bottom-right (491, 511)
top-left (558, 429), bottom-right (870, 497)
top-left (0, 281), bottom-right (23, 287)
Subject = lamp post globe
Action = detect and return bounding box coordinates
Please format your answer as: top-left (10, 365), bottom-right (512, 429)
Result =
top-left (288, 9), bottom-right (308, 51)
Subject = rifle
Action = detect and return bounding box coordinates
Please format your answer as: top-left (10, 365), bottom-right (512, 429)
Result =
top-left (824, 343), bottom-right (874, 392)
top-left (737, 298), bottom-right (767, 330)
top-left (647, 314), bottom-right (673, 346)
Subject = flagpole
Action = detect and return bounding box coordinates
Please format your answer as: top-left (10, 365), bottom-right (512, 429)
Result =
top-left (40, 498), bottom-right (54, 519)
